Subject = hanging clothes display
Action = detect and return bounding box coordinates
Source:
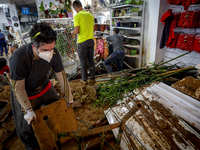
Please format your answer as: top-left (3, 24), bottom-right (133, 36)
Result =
top-left (166, 33), bottom-right (180, 48)
top-left (176, 0), bottom-right (184, 4)
top-left (103, 40), bottom-right (109, 60)
top-left (176, 33), bottom-right (195, 51)
top-left (182, 0), bottom-right (192, 10)
top-left (167, 0), bottom-right (176, 4)
top-left (167, 0), bottom-right (200, 9)
top-left (172, 13), bottom-right (181, 28)
top-left (179, 11), bottom-right (198, 28)
top-left (167, 0), bottom-right (183, 4)
top-left (95, 38), bottom-right (104, 58)
top-left (94, 37), bottom-right (97, 51)
top-left (160, 9), bottom-right (175, 49)
top-left (198, 11), bottom-right (200, 27)
top-left (192, 0), bottom-right (200, 4)
top-left (193, 34), bottom-right (200, 53)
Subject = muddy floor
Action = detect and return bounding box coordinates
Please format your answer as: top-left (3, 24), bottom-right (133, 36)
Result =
top-left (2, 78), bottom-right (116, 150)
top-left (2, 103), bottom-right (115, 150)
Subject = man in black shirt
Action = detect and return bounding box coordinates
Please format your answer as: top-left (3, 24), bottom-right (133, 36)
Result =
top-left (9, 22), bottom-right (73, 149)
top-left (103, 28), bottom-right (125, 73)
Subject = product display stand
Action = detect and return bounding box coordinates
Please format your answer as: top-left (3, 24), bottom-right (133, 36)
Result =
top-left (163, 3), bottom-right (200, 68)
top-left (109, 2), bottom-right (145, 68)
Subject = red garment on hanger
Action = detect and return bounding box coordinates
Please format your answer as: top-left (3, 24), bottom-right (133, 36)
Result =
top-left (160, 9), bottom-right (175, 47)
top-left (166, 33), bottom-right (180, 48)
top-left (167, 0), bottom-right (183, 4)
top-left (192, 0), bottom-right (200, 4)
top-left (179, 11), bottom-right (198, 28)
top-left (175, 0), bottom-right (183, 4)
top-left (193, 35), bottom-right (200, 53)
top-left (167, 0), bottom-right (176, 4)
top-left (176, 33), bottom-right (195, 51)
top-left (172, 13), bottom-right (181, 28)
top-left (182, 0), bottom-right (192, 10)
top-left (199, 11), bottom-right (200, 27)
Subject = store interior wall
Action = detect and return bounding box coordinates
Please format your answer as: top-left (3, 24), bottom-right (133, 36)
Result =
top-left (0, 8), bottom-right (7, 23)
top-left (0, 7), bottom-right (8, 29)
top-left (8, 3), bottom-right (21, 42)
top-left (142, 0), bottom-right (169, 66)
top-left (142, 0), bottom-right (160, 66)
top-left (155, 0), bottom-right (170, 64)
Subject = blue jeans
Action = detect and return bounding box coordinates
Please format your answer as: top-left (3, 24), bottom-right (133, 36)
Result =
top-left (103, 50), bottom-right (125, 73)
top-left (0, 39), bottom-right (4, 55)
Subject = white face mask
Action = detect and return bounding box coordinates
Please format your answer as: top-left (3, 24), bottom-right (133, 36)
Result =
top-left (36, 49), bottom-right (54, 63)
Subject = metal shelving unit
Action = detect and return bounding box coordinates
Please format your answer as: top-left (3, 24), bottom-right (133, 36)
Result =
top-left (109, 2), bottom-right (145, 68)
top-left (123, 35), bottom-right (140, 40)
top-left (95, 31), bottom-right (110, 35)
top-left (95, 23), bottom-right (110, 25)
top-left (112, 16), bottom-right (142, 20)
top-left (124, 44), bottom-right (140, 49)
top-left (109, 4), bottom-right (143, 9)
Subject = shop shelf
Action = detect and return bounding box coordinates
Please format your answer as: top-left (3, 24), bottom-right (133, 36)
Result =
top-left (125, 54), bottom-right (140, 58)
top-left (124, 44), bottom-right (140, 49)
top-left (95, 23), bottom-right (110, 25)
top-left (95, 31), bottom-right (110, 34)
top-left (112, 26), bottom-right (141, 31)
top-left (109, 4), bottom-right (142, 9)
top-left (124, 36), bottom-right (141, 40)
top-left (112, 16), bottom-right (142, 20)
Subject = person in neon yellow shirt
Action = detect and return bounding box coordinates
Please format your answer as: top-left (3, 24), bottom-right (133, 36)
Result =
top-left (71, 0), bottom-right (95, 84)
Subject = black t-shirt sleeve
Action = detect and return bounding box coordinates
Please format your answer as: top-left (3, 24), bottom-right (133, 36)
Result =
top-left (52, 48), bottom-right (64, 73)
top-left (9, 53), bottom-right (28, 80)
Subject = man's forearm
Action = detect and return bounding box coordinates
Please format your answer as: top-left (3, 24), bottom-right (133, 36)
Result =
top-left (10, 79), bottom-right (32, 110)
top-left (71, 30), bottom-right (77, 35)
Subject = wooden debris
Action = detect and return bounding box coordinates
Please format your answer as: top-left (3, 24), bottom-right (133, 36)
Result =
top-left (32, 99), bottom-right (78, 150)
top-left (0, 119), bottom-right (15, 144)
top-left (0, 102), bottom-right (12, 123)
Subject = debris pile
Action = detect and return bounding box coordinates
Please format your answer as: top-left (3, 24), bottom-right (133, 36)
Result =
top-left (72, 85), bottom-right (97, 104)
top-left (172, 76), bottom-right (200, 100)
top-left (0, 76), bottom-right (15, 148)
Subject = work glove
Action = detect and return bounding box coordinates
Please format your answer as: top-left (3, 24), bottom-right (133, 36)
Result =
top-left (24, 108), bottom-right (36, 124)
top-left (196, 64), bottom-right (200, 73)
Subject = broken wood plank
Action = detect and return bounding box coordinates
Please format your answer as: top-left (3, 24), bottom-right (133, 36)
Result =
top-left (0, 102), bottom-right (12, 122)
top-left (0, 119), bottom-right (15, 144)
top-left (32, 99), bottom-right (78, 150)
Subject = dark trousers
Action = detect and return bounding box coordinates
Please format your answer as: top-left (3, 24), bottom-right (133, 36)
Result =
top-left (4, 42), bottom-right (8, 55)
top-left (11, 85), bottom-right (59, 150)
top-left (0, 39), bottom-right (4, 55)
top-left (78, 39), bottom-right (95, 81)
top-left (103, 50), bottom-right (125, 73)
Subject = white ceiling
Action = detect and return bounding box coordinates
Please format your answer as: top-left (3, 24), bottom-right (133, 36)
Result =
top-left (0, 0), bottom-right (37, 12)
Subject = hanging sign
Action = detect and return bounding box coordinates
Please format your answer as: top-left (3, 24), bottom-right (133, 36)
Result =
top-left (22, 7), bottom-right (29, 14)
